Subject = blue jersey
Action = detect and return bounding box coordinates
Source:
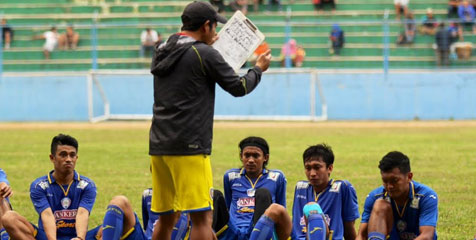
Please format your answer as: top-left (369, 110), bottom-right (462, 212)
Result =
top-left (0, 169), bottom-right (9, 186)
top-left (223, 168), bottom-right (287, 236)
top-left (292, 179), bottom-right (360, 240)
top-left (361, 181), bottom-right (438, 240)
top-left (30, 170), bottom-right (97, 239)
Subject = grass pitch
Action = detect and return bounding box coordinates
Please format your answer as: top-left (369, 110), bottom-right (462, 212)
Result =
top-left (0, 121), bottom-right (475, 239)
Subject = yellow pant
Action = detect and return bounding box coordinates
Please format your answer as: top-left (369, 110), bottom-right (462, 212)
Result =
top-left (150, 155), bottom-right (213, 213)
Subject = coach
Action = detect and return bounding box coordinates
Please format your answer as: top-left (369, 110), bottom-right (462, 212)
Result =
top-left (148, 1), bottom-right (271, 239)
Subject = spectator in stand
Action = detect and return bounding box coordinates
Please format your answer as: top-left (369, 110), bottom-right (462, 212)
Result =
top-left (419, 8), bottom-right (438, 35)
top-left (210, 0), bottom-right (226, 13)
top-left (280, 39), bottom-right (305, 67)
top-left (394, 0), bottom-right (410, 20)
top-left (252, 0), bottom-right (281, 13)
top-left (458, 0), bottom-right (476, 33)
top-left (448, 0), bottom-right (462, 18)
top-left (397, 12), bottom-right (416, 45)
top-left (33, 27), bottom-right (59, 59)
top-left (329, 24), bottom-right (344, 55)
top-left (58, 25), bottom-right (80, 50)
top-left (435, 23), bottom-right (452, 66)
top-left (230, 0), bottom-right (249, 15)
top-left (140, 28), bottom-right (161, 58)
top-left (449, 21), bottom-right (464, 41)
top-left (249, 41), bottom-right (270, 66)
top-left (313, 0), bottom-right (337, 12)
top-left (1, 19), bottom-right (13, 50)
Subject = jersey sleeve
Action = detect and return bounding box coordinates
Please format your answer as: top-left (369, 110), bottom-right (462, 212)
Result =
top-left (30, 180), bottom-right (51, 215)
top-left (341, 181), bottom-right (360, 221)
top-left (361, 192), bottom-right (378, 223)
top-left (223, 172), bottom-right (232, 210)
top-left (0, 169), bottom-right (9, 185)
top-left (276, 172), bottom-right (287, 208)
top-left (78, 179), bottom-right (97, 213)
top-left (291, 183), bottom-right (306, 240)
top-left (418, 192), bottom-right (438, 227)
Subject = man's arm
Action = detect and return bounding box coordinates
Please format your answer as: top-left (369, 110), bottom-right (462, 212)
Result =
top-left (40, 208), bottom-right (57, 240)
top-left (414, 226), bottom-right (435, 240)
top-left (343, 220), bottom-right (357, 240)
top-left (355, 222), bottom-right (368, 240)
top-left (73, 207), bottom-right (90, 240)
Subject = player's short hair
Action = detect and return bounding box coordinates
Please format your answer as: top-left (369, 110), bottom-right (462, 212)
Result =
top-left (302, 144), bottom-right (334, 167)
top-left (378, 151), bottom-right (411, 174)
top-left (51, 134), bottom-right (78, 155)
top-left (239, 136), bottom-right (270, 167)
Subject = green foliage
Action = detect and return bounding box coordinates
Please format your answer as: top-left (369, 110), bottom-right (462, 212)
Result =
top-left (0, 122), bottom-right (475, 238)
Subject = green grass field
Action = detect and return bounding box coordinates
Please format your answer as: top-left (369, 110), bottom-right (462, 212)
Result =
top-left (1, 121), bottom-right (475, 239)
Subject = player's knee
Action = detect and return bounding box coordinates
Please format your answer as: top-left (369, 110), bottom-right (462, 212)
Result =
top-left (263, 203), bottom-right (285, 222)
top-left (371, 199), bottom-right (392, 216)
top-left (109, 195), bottom-right (131, 210)
top-left (1, 211), bottom-right (21, 229)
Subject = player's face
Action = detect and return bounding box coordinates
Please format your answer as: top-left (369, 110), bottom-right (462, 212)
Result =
top-left (304, 158), bottom-right (333, 188)
top-left (381, 167), bottom-right (412, 200)
top-left (241, 146), bottom-right (268, 177)
top-left (50, 145), bottom-right (78, 173)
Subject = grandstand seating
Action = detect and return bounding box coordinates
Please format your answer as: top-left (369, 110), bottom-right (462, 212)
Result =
top-left (1, 0), bottom-right (475, 71)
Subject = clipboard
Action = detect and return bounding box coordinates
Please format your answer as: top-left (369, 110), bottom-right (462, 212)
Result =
top-left (212, 11), bottom-right (266, 72)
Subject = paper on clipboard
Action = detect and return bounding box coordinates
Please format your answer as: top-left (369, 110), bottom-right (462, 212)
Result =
top-left (212, 11), bottom-right (265, 72)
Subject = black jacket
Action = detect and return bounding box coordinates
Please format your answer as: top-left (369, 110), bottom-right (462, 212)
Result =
top-left (149, 33), bottom-right (263, 155)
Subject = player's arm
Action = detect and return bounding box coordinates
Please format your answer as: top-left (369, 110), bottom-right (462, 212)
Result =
top-left (40, 208), bottom-right (57, 240)
top-left (73, 207), bottom-right (90, 240)
top-left (414, 226), bottom-right (435, 240)
top-left (343, 220), bottom-right (357, 240)
top-left (0, 182), bottom-right (12, 199)
top-left (355, 222), bottom-right (368, 240)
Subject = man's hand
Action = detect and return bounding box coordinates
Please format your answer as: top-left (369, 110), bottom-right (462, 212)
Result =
top-left (0, 182), bottom-right (12, 199)
top-left (255, 49), bottom-right (272, 72)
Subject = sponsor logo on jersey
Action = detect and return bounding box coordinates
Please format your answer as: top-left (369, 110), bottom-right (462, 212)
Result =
top-left (77, 180), bottom-right (89, 189)
top-left (232, 183), bottom-right (242, 187)
top-left (296, 194), bottom-right (306, 199)
top-left (237, 197), bottom-right (255, 207)
top-left (329, 182), bottom-right (342, 193)
top-left (143, 189), bottom-right (152, 198)
top-left (429, 194), bottom-right (437, 200)
top-left (309, 226), bottom-right (323, 234)
top-left (38, 181), bottom-right (49, 190)
top-left (56, 220), bottom-right (75, 229)
top-left (228, 172), bottom-right (240, 181)
top-left (237, 207), bottom-right (254, 213)
top-left (296, 181), bottom-right (309, 189)
top-left (410, 197), bottom-right (420, 209)
top-left (54, 209), bottom-right (77, 220)
top-left (267, 172), bottom-right (280, 181)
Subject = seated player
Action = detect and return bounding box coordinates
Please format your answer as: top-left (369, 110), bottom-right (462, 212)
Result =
top-left (0, 168), bottom-right (13, 240)
top-left (292, 144), bottom-right (360, 240)
top-left (2, 134), bottom-right (98, 240)
top-left (356, 151), bottom-right (438, 240)
top-left (217, 136), bottom-right (289, 240)
top-left (91, 188), bottom-right (189, 240)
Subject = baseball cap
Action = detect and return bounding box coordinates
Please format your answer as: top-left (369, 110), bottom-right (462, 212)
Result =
top-left (181, 1), bottom-right (227, 30)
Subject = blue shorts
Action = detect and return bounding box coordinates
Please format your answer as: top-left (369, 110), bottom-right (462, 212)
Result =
top-left (0, 228), bottom-right (9, 240)
top-left (87, 213), bottom-right (146, 240)
top-left (31, 223), bottom-right (103, 240)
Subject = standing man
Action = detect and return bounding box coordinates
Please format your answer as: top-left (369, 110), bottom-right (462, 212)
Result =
top-left (356, 151), bottom-right (438, 240)
top-left (292, 144), bottom-right (360, 240)
top-left (0, 169), bottom-right (13, 240)
top-left (435, 23), bottom-right (452, 67)
top-left (2, 134), bottom-right (97, 240)
top-left (148, 1), bottom-right (271, 239)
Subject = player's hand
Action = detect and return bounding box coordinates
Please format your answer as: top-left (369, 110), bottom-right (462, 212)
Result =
top-left (0, 182), bottom-right (12, 199)
top-left (255, 49), bottom-right (272, 72)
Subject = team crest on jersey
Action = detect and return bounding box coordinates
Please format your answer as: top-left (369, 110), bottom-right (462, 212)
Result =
top-left (296, 181), bottom-right (309, 189)
top-left (329, 182), bottom-right (341, 192)
top-left (38, 181), bottom-right (49, 190)
top-left (267, 172), bottom-right (280, 181)
top-left (77, 180), bottom-right (88, 189)
top-left (228, 172), bottom-right (240, 181)
top-left (237, 197), bottom-right (255, 207)
top-left (61, 197), bottom-right (71, 209)
top-left (410, 197), bottom-right (420, 209)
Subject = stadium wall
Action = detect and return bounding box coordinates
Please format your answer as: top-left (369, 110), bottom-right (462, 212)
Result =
top-left (0, 71), bottom-right (475, 121)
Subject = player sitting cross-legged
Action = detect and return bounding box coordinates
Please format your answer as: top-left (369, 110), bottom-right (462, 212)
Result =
top-left (2, 134), bottom-right (98, 240)
top-left (215, 136), bottom-right (290, 240)
top-left (90, 188), bottom-right (189, 240)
